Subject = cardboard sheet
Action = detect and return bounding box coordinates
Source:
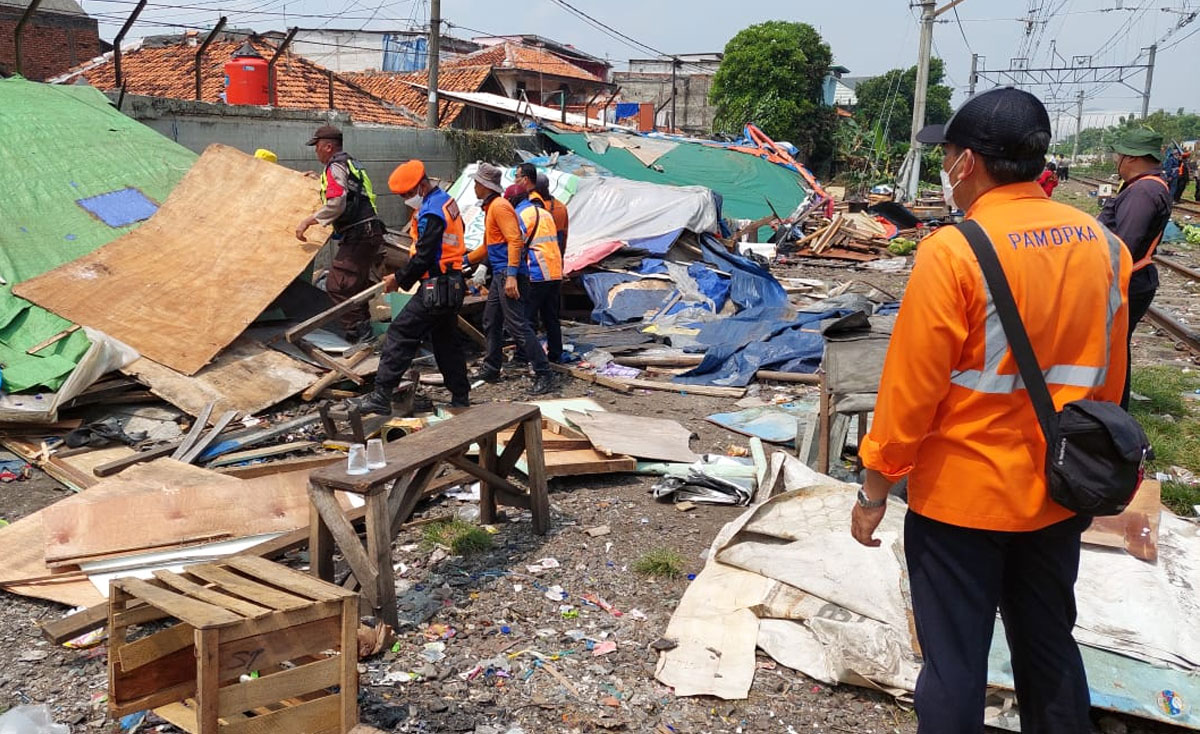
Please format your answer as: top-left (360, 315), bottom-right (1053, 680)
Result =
top-left (1082, 479), bottom-right (1161, 562)
top-left (562, 410), bottom-right (699, 463)
top-left (14, 145), bottom-right (326, 375)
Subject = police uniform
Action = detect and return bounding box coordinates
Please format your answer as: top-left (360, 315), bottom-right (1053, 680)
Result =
top-left (316, 150), bottom-right (384, 340)
top-left (517, 193), bottom-right (564, 363)
top-left (859, 88), bottom-right (1131, 733)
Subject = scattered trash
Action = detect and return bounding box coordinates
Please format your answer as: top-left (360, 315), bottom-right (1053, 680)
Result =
top-left (585, 525), bottom-right (611, 538)
top-left (543, 585), bottom-right (568, 602)
top-left (357, 619), bottom-right (396, 659)
top-left (527, 558), bottom-right (561, 574)
top-left (592, 640), bottom-right (618, 656)
top-left (0, 705), bottom-right (69, 734)
top-left (581, 592), bottom-right (623, 617)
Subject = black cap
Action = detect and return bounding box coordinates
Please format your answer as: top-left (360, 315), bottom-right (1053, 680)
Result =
top-left (916, 86), bottom-right (1051, 160)
top-left (305, 124), bottom-right (343, 146)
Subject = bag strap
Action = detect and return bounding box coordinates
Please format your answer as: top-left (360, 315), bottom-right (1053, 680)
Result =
top-left (956, 220), bottom-right (1058, 443)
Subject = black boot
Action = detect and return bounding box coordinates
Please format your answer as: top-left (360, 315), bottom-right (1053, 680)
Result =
top-left (529, 373), bottom-right (555, 396)
top-left (345, 390), bottom-right (393, 416)
top-left (471, 366), bottom-right (502, 383)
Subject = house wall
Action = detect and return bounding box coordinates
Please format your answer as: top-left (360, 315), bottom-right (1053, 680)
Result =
top-left (0, 7), bottom-right (99, 80)
top-left (111, 93), bottom-right (535, 226)
top-left (494, 70), bottom-right (608, 107)
top-left (611, 71), bottom-right (715, 134)
top-left (280, 29), bottom-right (478, 73)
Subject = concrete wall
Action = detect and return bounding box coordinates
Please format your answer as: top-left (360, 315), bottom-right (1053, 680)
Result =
top-left (612, 71), bottom-right (715, 135)
top-left (111, 93), bottom-right (535, 227)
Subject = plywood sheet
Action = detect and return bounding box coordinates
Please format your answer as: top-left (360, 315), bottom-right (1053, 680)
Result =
top-left (123, 338), bottom-right (321, 418)
top-left (1083, 479), bottom-right (1162, 562)
top-left (42, 462), bottom-right (313, 566)
top-left (563, 410), bottom-right (699, 463)
top-left (14, 144), bottom-right (326, 375)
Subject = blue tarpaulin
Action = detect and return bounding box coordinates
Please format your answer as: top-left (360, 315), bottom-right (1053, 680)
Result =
top-left (580, 272), bottom-right (674, 326)
top-left (699, 234), bottom-right (787, 310)
top-left (627, 228), bottom-right (682, 255)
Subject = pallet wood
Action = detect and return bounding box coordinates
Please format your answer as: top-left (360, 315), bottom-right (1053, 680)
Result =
top-left (302, 349), bottom-right (372, 401)
top-left (16, 145), bottom-right (327, 375)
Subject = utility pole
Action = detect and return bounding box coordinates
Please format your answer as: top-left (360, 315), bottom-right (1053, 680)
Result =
top-left (903, 0), bottom-right (936, 201)
top-left (1141, 43), bottom-right (1156, 119)
top-left (1072, 89), bottom-right (1083, 164)
top-left (670, 56), bottom-right (679, 132)
top-left (426, 0), bottom-right (441, 128)
top-left (968, 53), bottom-right (978, 97)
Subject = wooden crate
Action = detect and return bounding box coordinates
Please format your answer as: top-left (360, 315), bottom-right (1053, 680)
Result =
top-left (107, 556), bottom-right (359, 733)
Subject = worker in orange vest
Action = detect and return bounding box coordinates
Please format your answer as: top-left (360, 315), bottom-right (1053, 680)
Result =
top-left (516, 179), bottom-right (564, 364)
top-left (347, 159), bottom-right (470, 414)
top-left (852, 87), bottom-right (1130, 733)
top-left (1099, 128), bottom-right (1172, 408)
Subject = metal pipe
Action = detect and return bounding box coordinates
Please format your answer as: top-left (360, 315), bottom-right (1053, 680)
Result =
top-left (267, 26), bottom-right (298, 106)
top-left (112, 0), bottom-right (146, 89)
top-left (195, 16), bottom-right (227, 101)
top-left (13, 0), bottom-right (45, 77)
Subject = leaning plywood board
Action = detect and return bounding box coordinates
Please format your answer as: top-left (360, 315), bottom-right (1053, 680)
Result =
top-left (1083, 479), bottom-right (1162, 562)
top-left (41, 462), bottom-right (313, 566)
top-left (563, 410), bottom-right (699, 463)
top-left (124, 338), bottom-right (321, 417)
top-left (14, 145), bottom-right (326, 375)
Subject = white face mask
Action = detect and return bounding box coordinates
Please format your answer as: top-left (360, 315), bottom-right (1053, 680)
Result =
top-left (940, 151), bottom-right (968, 211)
top-left (405, 193), bottom-right (423, 210)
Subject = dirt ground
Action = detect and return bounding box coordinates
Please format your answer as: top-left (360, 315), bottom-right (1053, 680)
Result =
top-left (0, 257), bottom-right (1193, 733)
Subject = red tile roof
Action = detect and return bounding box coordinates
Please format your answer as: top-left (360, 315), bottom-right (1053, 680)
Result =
top-left (345, 65), bottom-right (493, 127)
top-left (54, 38), bottom-right (419, 127)
top-left (445, 42), bottom-right (602, 82)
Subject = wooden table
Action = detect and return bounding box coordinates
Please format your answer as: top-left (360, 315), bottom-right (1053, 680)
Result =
top-left (307, 402), bottom-right (549, 628)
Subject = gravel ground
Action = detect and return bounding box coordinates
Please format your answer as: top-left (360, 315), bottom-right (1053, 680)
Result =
top-left (0, 260), bottom-right (1193, 733)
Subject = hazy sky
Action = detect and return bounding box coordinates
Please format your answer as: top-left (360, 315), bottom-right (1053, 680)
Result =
top-left (83, 0), bottom-right (1198, 133)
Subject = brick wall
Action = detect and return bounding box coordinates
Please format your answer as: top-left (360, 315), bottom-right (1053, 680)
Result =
top-left (0, 8), bottom-right (100, 81)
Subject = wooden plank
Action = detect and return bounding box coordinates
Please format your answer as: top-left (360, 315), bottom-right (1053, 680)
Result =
top-left (25, 324), bottom-right (81, 354)
top-left (223, 694), bottom-right (340, 734)
top-left (218, 656), bottom-right (340, 717)
top-left (207, 441), bottom-right (320, 468)
top-left (306, 488), bottom-right (378, 606)
top-left (549, 362), bottom-right (633, 393)
top-left (124, 341), bottom-right (321, 418)
top-left (755, 370), bottom-right (822, 384)
top-left (179, 410), bottom-right (239, 464)
top-left (297, 341), bottom-right (364, 385)
top-left (197, 627), bottom-right (221, 732)
top-left (41, 603), bottom-right (108, 645)
top-left (310, 402), bottom-right (539, 492)
top-left (285, 282), bottom-right (386, 345)
top-left (218, 616), bottom-right (341, 681)
top-left (224, 556), bottom-right (355, 601)
top-left (340, 597), bottom-right (359, 730)
top-left (523, 415), bottom-right (551, 535)
top-left (542, 449), bottom-right (637, 477)
top-left (218, 601), bottom-right (342, 644)
top-left (197, 412), bottom-right (323, 462)
top-left (446, 454), bottom-right (528, 501)
top-left (15, 145), bottom-right (327, 375)
top-left (456, 315), bottom-right (487, 349)
top-left (172, 402), bottom-right (216, 459)
top-left (216, 453), bottom-right (340, 478)
top-left (113, 577), bottom-right (244, 629)
top-left (154, 570), bottom-right (275, 618)
top-left (478, 434), bottom-right (498, 525)
top-left (113, 603), bottom-right (172, 628)
top-left (186, 564), bottom-right (313, 612)
top-left (153, 702), bottom-right (198, 732)
top-left (562, 410), bottom-right (698, 463)
top-left (94, 442), bottom-right (181, 477)
top-left (365, 491), bottom-right (397, 629)
top-left (113, 679), bottom-right (197, 718)
top-left (302, 348), bottom-right (372, 401)
top-left (613, 353), bottom-right (704, 368)
top-left (618, 377), bottom-right (745, 398)
top-left (119, 622), bottom-right (195, 672)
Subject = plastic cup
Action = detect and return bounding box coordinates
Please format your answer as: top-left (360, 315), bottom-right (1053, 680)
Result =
top-left (346, 443), bottom-right (369, 475)
top-left (366, 438), bottom-right (387, 470)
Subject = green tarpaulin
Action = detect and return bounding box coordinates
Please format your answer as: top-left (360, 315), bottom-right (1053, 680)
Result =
top-left (0, 78), bottom-right (196, 393)
top-left (542, 130), bottom-right (810, 222)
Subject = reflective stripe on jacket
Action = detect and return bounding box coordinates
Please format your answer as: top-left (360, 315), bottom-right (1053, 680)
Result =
top-left (518, 195), bottom-right (563, 282)
top-left (858, 182), bottom-right (1132, 532)
top-left (407, 186), bottom-right (465, 276)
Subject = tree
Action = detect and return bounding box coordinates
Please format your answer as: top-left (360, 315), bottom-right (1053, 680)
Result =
top-left (852, 58), bottom-right (953, 148)
top-left (709, 21), bottom-right (838, 172)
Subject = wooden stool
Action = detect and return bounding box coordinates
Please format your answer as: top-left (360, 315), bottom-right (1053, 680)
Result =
top-left (107, 557), bottom-right (359, 734)
top-left (307, 402), bottom-right (549, 629)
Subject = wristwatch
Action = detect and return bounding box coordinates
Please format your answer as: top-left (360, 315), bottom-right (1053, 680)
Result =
top-left (856, 488), bottom-right (887, 509)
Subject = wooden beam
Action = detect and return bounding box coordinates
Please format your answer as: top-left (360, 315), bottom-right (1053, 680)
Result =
top-left (172, 401), bottom-right (215, 459)
top-left (297, 342), bottom-right (364, 385)
top-left (178, 410), bottom-right (239, 464)
top-left (754, 370), bottom-right (821, 385)
top-left (549, 363), bottom-right (632, 393)
top-left (302, 348), bottom-right (372, 401)
top-left (614, 354), bottom-right (704, 368)
top-left (25, 324), bottom-right (80, 354)
top-left (285, 282), bottom-right (386, 345)
top-left (457, 316), bottom-right (487, 349)
top-left (205, 441), bottom-right (320, 468)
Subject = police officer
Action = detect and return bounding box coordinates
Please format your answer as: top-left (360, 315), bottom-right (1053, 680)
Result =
top-left (852, 88), bottom-right (1130, 733)
top-left (348, 160), bottom-right (470, 414)
top-left (295, 125), bottom-right (384, 343)
top-left (1100, 128), bottom-right (1172, 408)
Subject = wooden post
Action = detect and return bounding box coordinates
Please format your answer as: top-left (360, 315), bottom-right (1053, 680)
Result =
top-left (309, 488), bottom-right (334, 583)
top-left (195, 628), bottom-right (221, 732)
top-left (478, 434), bottom-right (497, 525)
top-left (523, 415), bottom-right (550, 535)
top-left (365, 489), bottom-right (397, 629)
top-left (339, 596), bottom-right (360, 731)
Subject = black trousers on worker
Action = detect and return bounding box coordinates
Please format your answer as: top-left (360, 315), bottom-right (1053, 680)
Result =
top-left (326, 219), bottom-right (384, 337)
top-left (482, 273), bottom-right (550, 376)
top-left (1122, 286), bottom-right (1157, 409)
top-left (905, 511), bottom-right (1092, 734)
top-left (526, 280), bottom-right (563, 363)
top-left (375, 284), bottom-right (470, 405)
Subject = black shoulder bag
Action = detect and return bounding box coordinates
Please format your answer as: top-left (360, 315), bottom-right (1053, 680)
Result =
top-left (957, 220), bottom-right (1150, 516)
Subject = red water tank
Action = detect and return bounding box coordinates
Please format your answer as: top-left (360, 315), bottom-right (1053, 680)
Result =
top-left (224, 42), bottom-right (269, 105)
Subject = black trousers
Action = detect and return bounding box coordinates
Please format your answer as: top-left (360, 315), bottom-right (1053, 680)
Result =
top-left (526, 280), bottom-right (563, 363)
top-left (1122, 287), bottom-right (1156, 409)
top-left (906, 511), bottom-right (1092, 734)
top-left (483, 273), bottom-right (550, 375)
top-left (327, 220), bottom-right (384, 335)
top-left (375, 288), bottom-right (469, 404)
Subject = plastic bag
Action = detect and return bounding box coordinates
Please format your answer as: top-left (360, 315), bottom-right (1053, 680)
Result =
top-left (0, 705), bottom-right (69, 734)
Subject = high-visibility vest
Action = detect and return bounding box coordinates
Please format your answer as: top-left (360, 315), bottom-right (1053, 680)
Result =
top-left (320, 152), bottom-right (377, 231)
top-left (1130, 174), bottom-right (1170, 272)
top-left (518, 195), bottom-right (562, 282)
top-left (408, 186), bottom-right (465, 277)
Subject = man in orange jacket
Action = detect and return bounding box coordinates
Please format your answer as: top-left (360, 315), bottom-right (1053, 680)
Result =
top-left (851, 88), bottom-right (1131, 733)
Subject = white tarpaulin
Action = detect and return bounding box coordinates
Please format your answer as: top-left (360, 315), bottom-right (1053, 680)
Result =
top-left (444, 163), bottom-right (719, 274)
top-left (655, 454), bottom-right (1200, 729)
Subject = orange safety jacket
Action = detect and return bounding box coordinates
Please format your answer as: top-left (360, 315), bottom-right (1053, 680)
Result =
top-left (858, 182), bottom-right (1131, 532)
top-left (407, 186), bottom-right (465, 276)
top-left (1129, 174), bottom-right (1170, 272)
top-left (519, 194), bottom-right (563, 282)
